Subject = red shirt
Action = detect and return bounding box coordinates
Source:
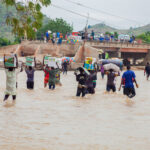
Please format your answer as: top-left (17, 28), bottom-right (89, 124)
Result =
top-left (44, 70), bottom-right (49, 78)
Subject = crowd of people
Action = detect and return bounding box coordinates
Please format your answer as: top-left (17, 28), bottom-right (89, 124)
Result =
top-left (75, 64), bottom-right (139, 99)
top-left (44, 31), bottom-right (64, 44)
top-left (5, 58), bottom-right (150, 103)
top-left (38, 29), bottom-right (138, 46)
top-left (81, 30), bottom-right (136, 43)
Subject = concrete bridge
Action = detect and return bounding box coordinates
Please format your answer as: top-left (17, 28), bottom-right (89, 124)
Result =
top-left (1, 40), bottom-right (150, 65)
top-left (86, 41), bottom-right (150, 64)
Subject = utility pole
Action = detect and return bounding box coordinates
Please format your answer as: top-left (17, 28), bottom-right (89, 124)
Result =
top-left (83, 13), bottom-right (89, 61)
top-left (84, 13), bottom-right (89, 44)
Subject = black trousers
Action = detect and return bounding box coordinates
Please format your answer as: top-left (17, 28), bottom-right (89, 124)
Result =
top-left (76, 87), bottom-right (86, 97)
top-left (123, 87), bottom-right (136, 98)
top-left (27, 81), bottom-right (34, 89)
top-left (63, 69), bottom-right (67, 74)
top-left (87, 87), bottom-right (95, 94)
top-left (4, 95), bottom-right (16, 101)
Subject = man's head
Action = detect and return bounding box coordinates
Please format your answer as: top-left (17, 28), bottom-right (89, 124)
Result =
top-left (147, 62), bottom-right (149, 65)
top-left (29, 66), bottom-right (32, 70)
top-left (127, 65), bottom-right (131, 70)
top-left (8, 68), bottom-right (14, 71)
top-left (109, 69), bottom-right (113, 72)
top-left (79, 68), bottom-right (84, 74)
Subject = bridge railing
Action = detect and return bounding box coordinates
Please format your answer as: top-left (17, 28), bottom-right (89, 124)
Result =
top-left (86, 41), bottom-right (150, 49)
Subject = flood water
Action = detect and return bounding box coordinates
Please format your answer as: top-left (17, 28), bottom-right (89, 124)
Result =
top-left (0, 70), bottom-right (150, 150)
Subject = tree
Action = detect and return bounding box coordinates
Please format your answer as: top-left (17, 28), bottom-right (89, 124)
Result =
top-left (136, 32), bottom-right (150, 44)
top-left (2, 0), bottom-right (51, 39)
top-left (114, 32), bottom-right (118, 39)
top-left (105, 31), bottom-right (111, 36)
top-left (0, 37), bottom-right (9, 46)
top-left (36, 18), bottom-right (73, 39)
top-left (0, 37), bottom-right (21, 47)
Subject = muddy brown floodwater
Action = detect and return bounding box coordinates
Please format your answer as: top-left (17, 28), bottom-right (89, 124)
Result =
top-left (0, 70), bottom-right (150, 150)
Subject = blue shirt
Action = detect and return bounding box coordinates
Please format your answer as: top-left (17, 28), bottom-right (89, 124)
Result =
top-left (46, 32), bottom-right (49, 38)
top-left (57, 32), bottom-right (60, 38)
top-left (122, 70), bottom-right (136, 88)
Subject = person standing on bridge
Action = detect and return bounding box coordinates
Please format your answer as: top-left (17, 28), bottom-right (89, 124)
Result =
top-left (119, 66), bottom-right (139, 99)
top-left (144, 62), bottom-right (150, 80)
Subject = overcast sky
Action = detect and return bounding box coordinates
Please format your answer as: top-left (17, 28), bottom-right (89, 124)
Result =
top-left (41, 0), bottom-right (150, 31)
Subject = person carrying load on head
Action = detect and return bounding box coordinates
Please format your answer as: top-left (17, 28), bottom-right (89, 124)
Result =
top-left (105, 69), bottom-right (119, 93)
top-left (25, 66), bottom-right (35, 90)
top-left (83, 57), bottom-right (96, 94)
top-left (43, 65), bottom-right (49, 88)
top-left (3, 54), bottom-right (19, 102)
top-left (74, 67), bottom-right (88, 97)
top-left (45, 63), bottom-right (60, 90)
top-left (25, 57), bottom-right (36, 90)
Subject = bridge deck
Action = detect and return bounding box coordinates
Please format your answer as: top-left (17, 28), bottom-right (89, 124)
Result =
top-left (86, 41), bottom-right (150, 49)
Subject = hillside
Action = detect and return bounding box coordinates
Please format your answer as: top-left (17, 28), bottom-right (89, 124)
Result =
top-left (88, 23), bottom-right (150, 36)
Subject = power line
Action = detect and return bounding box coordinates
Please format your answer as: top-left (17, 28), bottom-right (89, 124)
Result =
top-left (51, 4), bottom-right (122, 29)
top-left (61, 0), bottom-right (142, 24)
top-left (51, 4), bottom-right (103, 22)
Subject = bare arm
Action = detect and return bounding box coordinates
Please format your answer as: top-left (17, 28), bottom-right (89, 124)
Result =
top-left (119, 78), bottom-right (124, 91)
top-left (134, 79), bottom-right (139, 88)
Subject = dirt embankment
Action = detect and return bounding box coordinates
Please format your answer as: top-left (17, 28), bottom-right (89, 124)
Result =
top-left (0, 41), bottom-right (81, 57)
top-left (0, 41), bottom-right (101, 70)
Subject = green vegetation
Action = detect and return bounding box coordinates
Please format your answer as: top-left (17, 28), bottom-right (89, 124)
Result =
top-left (136, 32), bottom-right (150, 44)
top-left (36, 18), bottom-right (73, 39)
top-left (0, 37), bottom-right (11, 46)
top-left (1, 0), bottom-right (51, 39)
top-left (114, 32), bottom-right (118, 39)
top-left (0, 37), bottom-right (21, 47)
top-left (0, 2), bottom-right (50, 41)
